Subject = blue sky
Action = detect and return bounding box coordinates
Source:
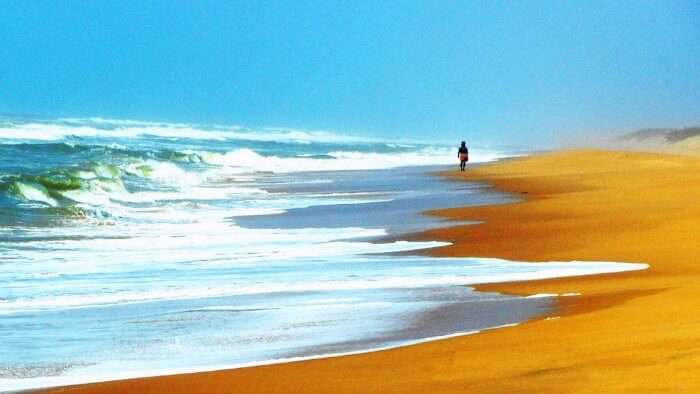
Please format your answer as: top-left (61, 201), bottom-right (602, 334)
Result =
top-left (1, 1), bottom-right (699, 146)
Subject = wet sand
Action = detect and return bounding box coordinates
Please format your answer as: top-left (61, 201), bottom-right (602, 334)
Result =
top-left (38, 149), bottom-right (700, 393)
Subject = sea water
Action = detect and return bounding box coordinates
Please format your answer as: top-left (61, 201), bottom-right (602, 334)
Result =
top-left (0, 116), bottom-right (646, 391)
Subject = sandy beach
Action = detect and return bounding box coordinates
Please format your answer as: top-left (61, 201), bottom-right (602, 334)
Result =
top-left (37, 149), bottom-right (700, 393)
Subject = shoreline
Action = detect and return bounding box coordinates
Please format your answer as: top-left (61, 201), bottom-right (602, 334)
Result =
top-left (11, 325), bottom-right (499, 393)
top-left (35, 149), bottom-right (700, 393)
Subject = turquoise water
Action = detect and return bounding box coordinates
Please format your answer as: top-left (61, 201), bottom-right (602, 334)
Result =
top-left (0, 116), bottom-right (646, 391)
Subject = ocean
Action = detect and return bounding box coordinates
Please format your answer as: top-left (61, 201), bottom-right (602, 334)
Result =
top-left (0, 116), bottom-right (646, 391)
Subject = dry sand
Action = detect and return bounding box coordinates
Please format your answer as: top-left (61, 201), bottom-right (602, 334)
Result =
top-left (39, 149), bottom-right (700, 393)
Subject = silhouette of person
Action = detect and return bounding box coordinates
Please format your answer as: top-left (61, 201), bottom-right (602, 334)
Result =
top-left (458, 141), bottom-right (469, 171)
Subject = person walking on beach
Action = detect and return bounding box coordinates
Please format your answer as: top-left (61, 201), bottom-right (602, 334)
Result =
top-left (458, 141), bottom-right (469, 171)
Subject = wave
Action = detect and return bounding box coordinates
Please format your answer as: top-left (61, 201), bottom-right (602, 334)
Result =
top-left (0, 142), bottom-right (510, 214)
top-left (2, 164), bottom-right (126, 207)
top-left (0, 117), bottom-right (380, 145)
top-left (0, 150), bottom-right (410, 216)
top-left (0, 258), bottom-right (647, 314)
top-left (190, 147), bottom-right (506, 173)
top-left (0, 156), bottom-right (226, 219)
top-left (0, 118), bottom-right (519, 229)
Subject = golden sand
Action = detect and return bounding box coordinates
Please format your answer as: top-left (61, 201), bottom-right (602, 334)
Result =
top-left (40, 150), bottom-right (700, 393)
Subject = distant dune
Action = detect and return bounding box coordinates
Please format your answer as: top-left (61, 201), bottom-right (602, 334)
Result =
top-left (619, 127), bottom-right (700, 153)
top-left (673, 134), bottom-right (700, 151)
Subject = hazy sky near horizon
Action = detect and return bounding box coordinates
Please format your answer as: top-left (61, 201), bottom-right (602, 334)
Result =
top-left (1, 1), bottom-right (699, 147)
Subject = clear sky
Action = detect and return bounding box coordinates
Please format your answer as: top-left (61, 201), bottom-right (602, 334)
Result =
top-left (1, 1), bottom-right (699, 146)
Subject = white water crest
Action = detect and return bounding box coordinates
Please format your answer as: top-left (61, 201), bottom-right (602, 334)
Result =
top-left (1, 118), bottom-right (379, 144)
top-left (196, 147), bottom-right (504, 173)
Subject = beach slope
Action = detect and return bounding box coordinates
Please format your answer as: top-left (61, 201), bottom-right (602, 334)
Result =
top-left (39, 150), bottom-right (700, 393)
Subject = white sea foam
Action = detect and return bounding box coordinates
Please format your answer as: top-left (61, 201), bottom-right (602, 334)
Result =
top-left (0, 323), bottom-right (521, 393)
top-left (0, 119), bottom-right (378, 145)
top-left (0, 258), bottom-right (646, 315)
top-left (0, 118), bottom-right (518, 165)
top-left (197, 147), bottom-right (506, 174)
top-left (524, 293), bottom-right (558, 299)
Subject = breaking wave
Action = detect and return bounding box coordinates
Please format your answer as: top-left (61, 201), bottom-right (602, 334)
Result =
top-left (0, 116), bottom-right (380, 144)
top-left (0, 116), bottom-right (517, 223)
